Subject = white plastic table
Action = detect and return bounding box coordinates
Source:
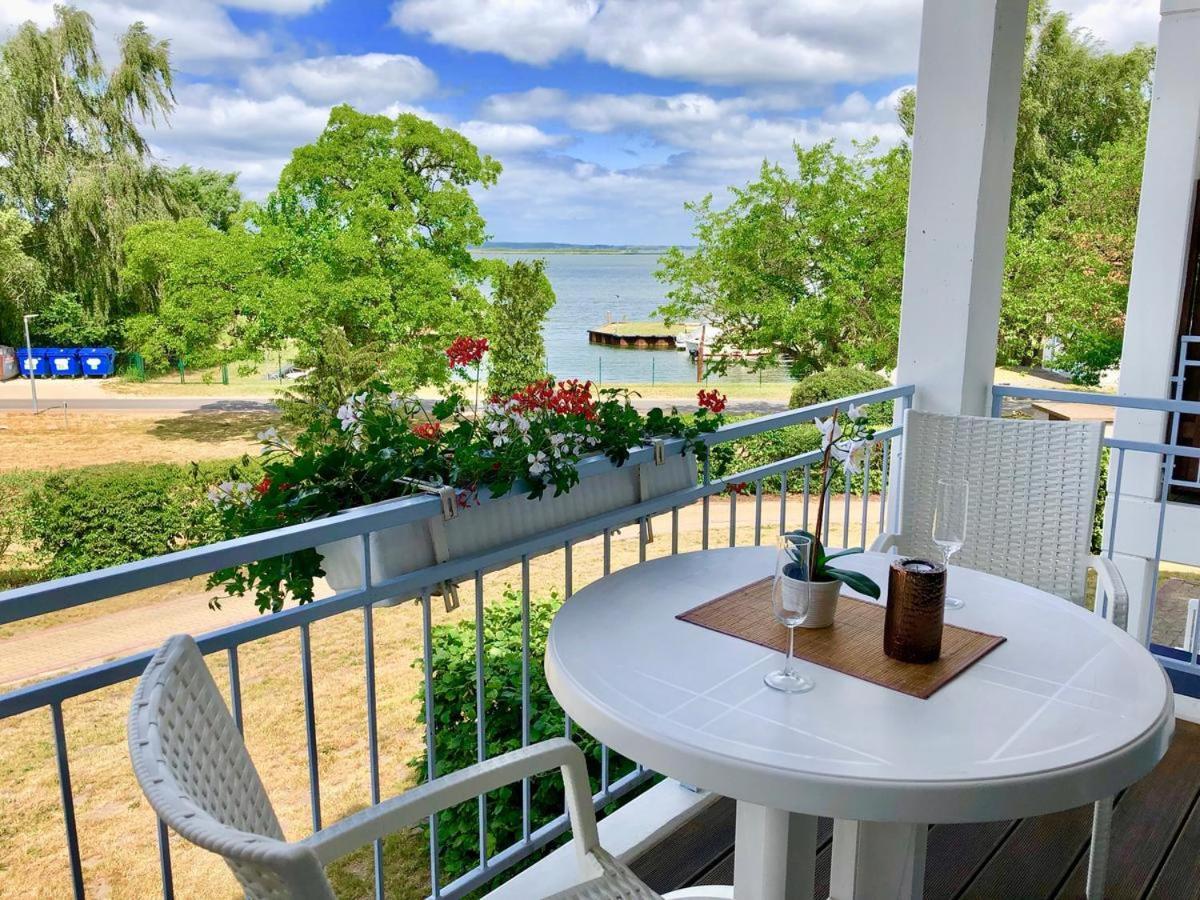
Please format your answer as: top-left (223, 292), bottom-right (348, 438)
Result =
top-left (545, 547), bottom-right (1174, 900)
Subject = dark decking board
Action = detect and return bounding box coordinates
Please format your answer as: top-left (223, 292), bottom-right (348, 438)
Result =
top-left (629, 719), bottom-right (1200, 899)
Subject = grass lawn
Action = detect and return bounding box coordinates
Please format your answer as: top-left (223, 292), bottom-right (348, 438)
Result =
top-left (0, 410), bottom-right (278, 472)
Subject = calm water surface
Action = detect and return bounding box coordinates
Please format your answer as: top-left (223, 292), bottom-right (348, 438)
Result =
top-left (476, 250), bottom-right (788, 384)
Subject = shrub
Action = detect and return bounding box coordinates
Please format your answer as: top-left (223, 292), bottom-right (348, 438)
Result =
top-left (24, 458), bottom-right (258, 579)
top-left (789, 366), bottom-right (892, 424)
top-left (411, 591), bottom-right (635, 885)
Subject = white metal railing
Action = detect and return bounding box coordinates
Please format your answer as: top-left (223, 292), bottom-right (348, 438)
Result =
top-left (989, 383), bottom-right (1200, 691)
top-left (0, 385), bottom-right (913, 900)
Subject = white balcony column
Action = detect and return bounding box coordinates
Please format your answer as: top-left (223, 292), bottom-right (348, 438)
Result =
top-left (893, 0), bottom-right (1028, 416)
top-left (1110, 0), bottom-right (1200, 642)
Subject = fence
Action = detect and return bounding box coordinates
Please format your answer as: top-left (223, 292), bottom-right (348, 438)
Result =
top-left (0, 385), bottom-right (913, 900)
top-left (989, 383), bottom-right (1200, 694)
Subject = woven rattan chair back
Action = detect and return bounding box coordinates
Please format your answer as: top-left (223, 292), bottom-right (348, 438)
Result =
top-left (895, 411), bottom-right (1104, 605)
top-left (129, 635), bottom-right (334, 899)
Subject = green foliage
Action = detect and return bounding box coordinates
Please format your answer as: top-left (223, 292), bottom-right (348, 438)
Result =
top-left (160, 166), bottom-right (244, 232)
top-left (121, 217), bottom-right (267, 371)
top-left (26, 292), bottom-right (112, 346)
top-left (259, 106), bottom-right (501, 388)
top-left (207, 379), bottom-right (721, 612)
top-left (0, 471), bottom-right (44, 580)
top-left (656, 140), bottom-right (909, 378)
top-left (1000, 124), bottom-right (1145, 381)
top-left (789, 367), bottom-right (892, 423)
top-left (0, 207), bottom-right (44, 344)
top-left (486, 260), bottom-right (556, 397)
top-left (1012, 2), bottom-right (1153, 220)
top-left (0, 7), bottom-right (176, 321)
top-left (411, 591), bottom-right (630, 883)
top-left (24, 459), bottom-right (257, 579)
top-left (277, 329), bottom-right (393, 428)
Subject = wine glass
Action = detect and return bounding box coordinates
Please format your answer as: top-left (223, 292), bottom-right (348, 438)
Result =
top-left (764, 533), bottom-right (815, 693)
top-left (932, 477), bottom-right (969, 609)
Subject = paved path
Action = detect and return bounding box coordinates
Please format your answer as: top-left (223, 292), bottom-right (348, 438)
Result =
top-left (0, 396), bottom-right (277, 411)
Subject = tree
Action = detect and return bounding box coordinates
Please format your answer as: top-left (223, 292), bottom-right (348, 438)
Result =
top-left (486, 260), bottom-right (556, 396)
top-left (121, 218), bottom-right (266, 370)
top-left (160, 166), bottom-right (244, 232)
top-left (0, 6), bottom-right (177, 322)
top-left (0, 208), bottom-right (44, 343)
top-left (1001, 123), bottom-right (1145, 382)
top-left (656, 141), bottom-right (909, 378)
top-left (258, 106), bottom-right (502, 389)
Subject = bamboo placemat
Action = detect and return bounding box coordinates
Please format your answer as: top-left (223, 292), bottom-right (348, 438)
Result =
top-left (677, 578), bottom-right (1005, 699)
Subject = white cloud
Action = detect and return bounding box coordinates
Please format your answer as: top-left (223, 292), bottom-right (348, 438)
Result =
top-left (393, 0), bottom-right (922, 86)
top-left (391, 0), bottom-right (596, 65)
top-left (242, 53), bottom-right (438, 108)
top-left (457, 120), bottom-right (568, 154)
top-left (1055, 0), bottom-right (1158, 51)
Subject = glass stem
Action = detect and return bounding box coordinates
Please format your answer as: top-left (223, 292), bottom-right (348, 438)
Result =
top-left (785, 625), bottom-right (796, 676)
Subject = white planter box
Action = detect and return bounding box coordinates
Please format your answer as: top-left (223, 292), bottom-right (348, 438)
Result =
top-left (319, 451), bottom-right (697, 605)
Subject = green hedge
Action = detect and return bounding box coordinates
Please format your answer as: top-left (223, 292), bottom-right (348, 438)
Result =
top-left (411, 591), bottom-right (637, 885)
top-left (22, 458), bottom-right (258, 580)
top-left (789, 365), bottom-right (893, 424)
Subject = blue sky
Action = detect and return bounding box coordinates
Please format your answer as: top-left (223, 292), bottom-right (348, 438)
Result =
top-left (1, 0), bottom-right (1160, 244)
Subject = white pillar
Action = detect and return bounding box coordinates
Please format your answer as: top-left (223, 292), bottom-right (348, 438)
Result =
top-left (894, 0), bottom-right (1029, 416)
top-left (1110, 0), bottom-right (1200, 641)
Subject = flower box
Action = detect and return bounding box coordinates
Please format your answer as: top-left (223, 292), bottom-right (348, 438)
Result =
top-left (318, 450), bottom-right (697, 605)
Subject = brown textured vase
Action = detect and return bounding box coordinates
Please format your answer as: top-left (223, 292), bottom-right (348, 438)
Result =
top-left (884, 558), bottom-right (946, 663)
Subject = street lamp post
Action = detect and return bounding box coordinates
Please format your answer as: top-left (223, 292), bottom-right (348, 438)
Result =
top-left (22, 314), bottom-right (38, 413)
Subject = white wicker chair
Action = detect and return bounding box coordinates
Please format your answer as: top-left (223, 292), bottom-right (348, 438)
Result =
top-left (128, 634), bottom-right (667, 899)
top-left (872, 410), bottom-right (1128, 900)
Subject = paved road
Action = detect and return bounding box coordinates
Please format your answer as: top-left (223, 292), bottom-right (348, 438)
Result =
top-left (0, 397), bottom-right (278, 411)
top-left (0, 395), bottom-right (787, 415)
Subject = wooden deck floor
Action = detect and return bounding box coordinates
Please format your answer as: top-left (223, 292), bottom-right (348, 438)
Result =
top-left (629, 719), bottom-right (1200, 899)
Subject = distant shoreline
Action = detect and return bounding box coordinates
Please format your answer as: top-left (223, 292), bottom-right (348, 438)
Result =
top-left (473, 242), bottom-right (690, 255)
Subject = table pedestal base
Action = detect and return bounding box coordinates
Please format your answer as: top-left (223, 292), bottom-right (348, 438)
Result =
top-left (829, 819), bottom-right (927, 900)
top-left (733, 801), bottom-right (817, 899)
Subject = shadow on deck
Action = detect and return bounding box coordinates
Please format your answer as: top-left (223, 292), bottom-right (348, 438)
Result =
top-left (629, 719), bottom-right (1200, 899)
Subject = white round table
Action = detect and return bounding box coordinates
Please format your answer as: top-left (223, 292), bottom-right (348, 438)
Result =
top-left (545, 547), bottom-right (1174, 900)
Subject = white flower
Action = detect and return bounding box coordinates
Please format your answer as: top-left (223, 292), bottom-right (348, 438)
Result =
top-left (832, 441), bottom-right (867, 474)
top-left (527, 451), bottom-right (548, 478)
top-left (257, 426), bottom-right (278, 442)
top-left (815, 415), bottom-right (842, 450)
top-left (493, 435), bottom-right (508, 448)
top-left (513, 414), bottom-right (530, 434)
top-left (387, 391), bottom-right (402, 410)
top-left (847, 403), bottom-right (866, 423)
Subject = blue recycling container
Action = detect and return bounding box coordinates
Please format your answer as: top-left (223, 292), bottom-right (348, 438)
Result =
top-left (18, 347), bottom-right (48, 378)
top-left (78, 347), bottom-right (116, 377)
top-left (48, 347), bottom-right (81, 378)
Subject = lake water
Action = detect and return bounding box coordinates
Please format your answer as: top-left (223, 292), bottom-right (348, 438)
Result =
top-left (476, 250), bottom-right (789, 384)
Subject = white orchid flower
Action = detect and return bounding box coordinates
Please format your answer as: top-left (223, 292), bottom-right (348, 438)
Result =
top-left (815, 415), bottom-right (842, 450)
top-left (832, 441), bottom-right (867, 474)
top-left (847, 403), bottom-right (866, 423)
top-left (257, 426), bottom-right (279, 442)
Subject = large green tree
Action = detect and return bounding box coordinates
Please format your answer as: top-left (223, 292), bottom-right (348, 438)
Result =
top-left (0, 207), bottom-right (44, 342)
top-left (664, 2), bottom-right (1151, 382)
top-left (657, 140), bottom-right (909, 378)
top-left (0, 6), bottom-right (175, 326)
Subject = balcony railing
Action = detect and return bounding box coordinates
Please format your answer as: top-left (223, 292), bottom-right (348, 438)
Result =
top-left (0, 384), bottom-right (913, 900)
top-left (989, 383), bottom-right (1200, 692)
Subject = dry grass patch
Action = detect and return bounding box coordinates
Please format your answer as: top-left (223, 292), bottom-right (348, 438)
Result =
top-left (0, 411), bottom-right (279, 472)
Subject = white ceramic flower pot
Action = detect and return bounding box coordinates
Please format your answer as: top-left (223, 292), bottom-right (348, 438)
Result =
top-left (318, 451), bottom-right (697, 606)
top-left (781, 576), bottom-right (842, 628)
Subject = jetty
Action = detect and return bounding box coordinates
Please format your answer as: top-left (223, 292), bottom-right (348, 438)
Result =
top-left (587, 321), bottom-right (691, 350)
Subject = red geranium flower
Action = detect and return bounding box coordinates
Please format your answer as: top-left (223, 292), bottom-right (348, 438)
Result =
top-left (446, 336), bottom-right (489, 368)
top-left (254, 476), bottom-right (271, 496)
top-left (412, 421), bottom-right (443, 441)
top-left (698, 389), bottom-right (727, 414)
top-left (727, 481), bottom-right (749, 496)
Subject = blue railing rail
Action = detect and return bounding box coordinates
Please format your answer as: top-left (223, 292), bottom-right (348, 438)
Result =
top-left (0, 384), bottom-right (914, 900)
top-left (989, 383), bottom-right (1200, 684)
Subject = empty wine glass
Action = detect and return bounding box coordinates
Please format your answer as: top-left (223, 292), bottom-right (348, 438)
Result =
top-left (764, 533), bottom-right (815, 693)
top-left (932, 477), bottom-right (969, 609)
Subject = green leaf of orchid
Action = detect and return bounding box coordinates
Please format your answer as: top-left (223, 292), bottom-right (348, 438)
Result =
top-left (825, 566), bottom-right (882, 599)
